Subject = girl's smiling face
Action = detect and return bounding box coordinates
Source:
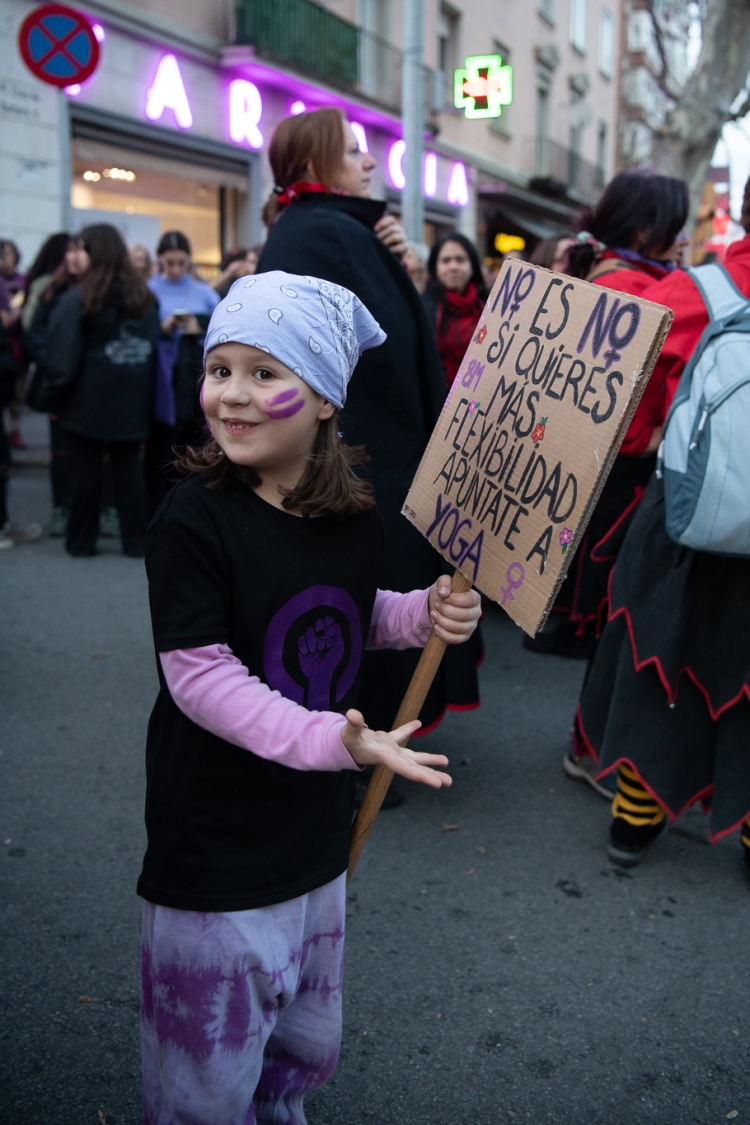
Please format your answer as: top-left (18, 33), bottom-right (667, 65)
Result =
top-left (202, 342), bottom-right (335, 478)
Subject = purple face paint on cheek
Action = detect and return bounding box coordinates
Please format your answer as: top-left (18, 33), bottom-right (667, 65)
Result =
top-left (264, 387), bottom-right (305, 419)
top-left (267, 398), bottom-right (305, 419)
top-left (266, 388), bottom-right (299, 407)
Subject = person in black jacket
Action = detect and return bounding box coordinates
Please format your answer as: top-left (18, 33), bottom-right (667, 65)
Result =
top-left (40, 224), bottom-right (159, 558)
top-left (0, 319), bottom-right (21, 548)
top-left (257, 108), bottom-right (482, 735)
top-left (22, 233), bottom-right (83, 536)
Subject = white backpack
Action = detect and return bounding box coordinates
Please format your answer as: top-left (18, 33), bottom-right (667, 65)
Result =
top-left (657, 263), bottom-right (750, 555)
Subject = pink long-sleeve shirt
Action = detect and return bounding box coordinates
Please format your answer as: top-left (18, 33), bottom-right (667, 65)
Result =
top-left (159, 587), bottom-right (432, 773)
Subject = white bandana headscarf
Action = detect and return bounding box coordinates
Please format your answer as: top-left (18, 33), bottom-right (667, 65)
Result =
top-left (203, 270), bottom-right (386, 409)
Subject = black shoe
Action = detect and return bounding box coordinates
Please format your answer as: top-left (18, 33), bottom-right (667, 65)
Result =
top-left (523, 618), bottom-right (595, 660)
top-left (608, 816), bottom-right (666, 868)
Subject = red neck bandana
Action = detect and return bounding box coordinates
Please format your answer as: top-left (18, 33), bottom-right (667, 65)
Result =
top-left (276, 181), bottom-right (338, 208)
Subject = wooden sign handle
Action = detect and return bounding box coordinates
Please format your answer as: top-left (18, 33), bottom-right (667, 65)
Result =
top-left (347, 569), bottom-right (473, 882)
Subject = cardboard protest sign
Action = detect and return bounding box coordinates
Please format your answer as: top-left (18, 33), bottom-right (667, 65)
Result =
top-left (402, 261), bottom-right (673, 635)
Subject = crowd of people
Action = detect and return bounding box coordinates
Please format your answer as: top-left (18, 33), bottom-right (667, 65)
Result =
top-left (2, 103), bottom-right (749, 1124)
top-left (0, 228), bottom-right (267, 554)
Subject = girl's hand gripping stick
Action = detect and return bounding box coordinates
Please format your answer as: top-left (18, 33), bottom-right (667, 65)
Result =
top-left (347, 569), bottom-right (474, 881)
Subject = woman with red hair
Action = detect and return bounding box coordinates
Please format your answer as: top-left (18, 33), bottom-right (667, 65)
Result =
top-left (257, 108), bottom-right (482, 742)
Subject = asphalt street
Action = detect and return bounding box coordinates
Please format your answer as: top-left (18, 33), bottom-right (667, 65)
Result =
top-left (2, 437), bottom-right (750, 1125)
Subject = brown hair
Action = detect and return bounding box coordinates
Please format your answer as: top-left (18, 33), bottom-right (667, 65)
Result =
top-left (261, 108), bottom-right (346, 228)
top-left (77, 223), bottom-right (153, 318)
top-left (175, 412), bottom-right (374, 519)
top-left (567, 171), bottom-right (688, 279)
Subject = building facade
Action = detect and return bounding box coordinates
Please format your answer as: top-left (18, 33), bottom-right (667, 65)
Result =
top-left (1, 0), bottom-right (621, 270)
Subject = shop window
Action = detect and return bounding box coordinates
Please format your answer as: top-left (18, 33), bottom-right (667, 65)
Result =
top-left (70, 139), bottom-right (249, 274)
top-left (570, 0), bottom-right (587, 53)
top-left (599, 7), bottom-right (614, 78)
top-left (438, 3), bottom-right (461, 107)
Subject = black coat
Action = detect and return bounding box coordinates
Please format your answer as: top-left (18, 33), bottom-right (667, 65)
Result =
top-left (0, 322), bottom-right (19, 409)
top-left (40, 285), bottom-right (159, 443)
top-left (24, 285), bottom-right (56, 365)
top-left (257, 195), bottom-right (445, 589)
top-left (257, 194), bottom-right (480, 729)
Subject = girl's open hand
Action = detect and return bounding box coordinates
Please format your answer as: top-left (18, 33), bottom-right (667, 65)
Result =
top-left (340, 709), bottom-right (452, 789)
top-left (428, 579), bottom-right (481, 643)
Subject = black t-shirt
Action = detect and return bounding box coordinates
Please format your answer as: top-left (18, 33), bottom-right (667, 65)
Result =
top-left (137, 473), bottom-right (383, 912)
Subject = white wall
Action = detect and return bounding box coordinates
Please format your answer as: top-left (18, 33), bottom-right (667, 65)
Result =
top-left (0, 0), bottom-right (68, 267)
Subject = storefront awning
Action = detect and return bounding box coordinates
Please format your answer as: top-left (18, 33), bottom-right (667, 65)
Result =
top-left (70, 104), bottom-right (254, 181)
top-left (478, 180), bottom-right (579, 248)
top-left (491, 210), bottom-right (565, 241)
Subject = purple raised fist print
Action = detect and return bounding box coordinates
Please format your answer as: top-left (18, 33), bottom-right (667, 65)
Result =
top-left (263, 586), bottom-right (362, 712)
top-left (297, 617), bottom-right (346, 711)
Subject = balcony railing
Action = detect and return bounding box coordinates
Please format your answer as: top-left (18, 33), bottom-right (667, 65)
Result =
top-left (525, 136), bottom-right (604, 201)
top-left (235, 0), bottom-right (440, 121)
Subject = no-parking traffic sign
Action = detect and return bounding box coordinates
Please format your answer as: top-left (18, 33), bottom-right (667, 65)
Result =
top-left (18, 3), bottom-right (100, 88)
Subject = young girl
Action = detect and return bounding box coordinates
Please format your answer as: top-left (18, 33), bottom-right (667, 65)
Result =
top-left (138, 270), bottom-right (481, 1124)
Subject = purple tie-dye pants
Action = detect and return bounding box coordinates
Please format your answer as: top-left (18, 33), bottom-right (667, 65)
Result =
top-left (140, 873), bottom-right (346, 1125)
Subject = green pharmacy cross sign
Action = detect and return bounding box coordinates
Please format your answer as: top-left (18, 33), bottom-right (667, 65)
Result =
top-left (454, 54), bottom-right (513, 119)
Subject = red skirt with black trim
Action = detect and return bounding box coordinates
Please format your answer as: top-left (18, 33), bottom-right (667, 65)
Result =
top-left (554, 453), bottom-right (656, 637)
top-left (573, 477), bottom-right (750, 841)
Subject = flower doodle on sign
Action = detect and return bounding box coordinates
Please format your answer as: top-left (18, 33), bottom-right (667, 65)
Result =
top-left (531, 417), bottom-right (548, 447)
top-left (474, 324), bottom-right (487, 345)
top-left (560, 528), bottom-right (572, 554)
top-left (468, 400), bottom-right (481, 414)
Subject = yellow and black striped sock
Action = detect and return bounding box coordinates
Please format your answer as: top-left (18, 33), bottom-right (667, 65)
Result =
top-left (741, 818), bottom-right (750, 856)
top-left (612, 763), bottom-right (666, 828)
